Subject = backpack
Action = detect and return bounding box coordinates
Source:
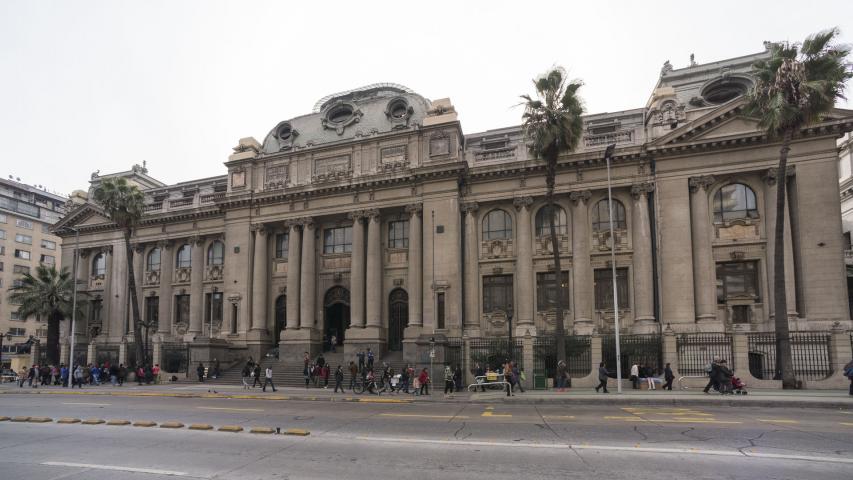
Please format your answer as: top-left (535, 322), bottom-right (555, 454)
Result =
top-left (844, 366), bottom-right (853, 378)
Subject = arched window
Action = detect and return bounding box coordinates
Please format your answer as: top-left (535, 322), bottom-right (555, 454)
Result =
top-left (175, 244), bottom-right (192, 268)
top-left (591, 199), bottom-right (626, 232)
top-left (535, 205), bottom-right (568, 236)
top-left (146, 247), bottom-right (161, 272)
top-left (92, 253), bottom-right (106, 277)
top-left (207, 241), bottom-right (224, 266)
top-left (482, 209), bottom-right (513, 240)
top-left (713, 183), bottom-right (758, 221)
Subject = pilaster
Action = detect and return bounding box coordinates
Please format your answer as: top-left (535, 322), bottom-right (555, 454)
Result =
top-left (249, 226), bottom-right (268, 332)
top-left (348, 211), bottom-right (367, 328)
top-left (688, 175), bottom-right (717, 324)
top-left (570, 190), bottom-right (593, 333)
top-left (365, 209), bottom-right (383, 331)
top-left (299, 218), bottom-right (317, 330)
top-left (285, 221), bottom-right (302, 329)
top-left (514, 196), bottom-right (534, 329)
top-left (461, 202), bottom-right (480, 334)
top-left (406, 204), bottom-right (424, 332)
top-left (631, 183), bottom-right (656, 329)
top-left (157, 241), bottom-right (174, 335)
top-left (189, 235), bottom-right (206, 335)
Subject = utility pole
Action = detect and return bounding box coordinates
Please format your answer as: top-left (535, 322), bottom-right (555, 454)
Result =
top-left (604, 144), bottom-right (623, 393)
top-left (67, 227), bottom-right (80, 387)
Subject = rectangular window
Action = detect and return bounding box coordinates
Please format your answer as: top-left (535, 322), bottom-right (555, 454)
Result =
top-left (145, 296), bottom-right (159, 331)
top-left (40, 254), bottom-right (55, 265)
top-left (14, 249), bottom-right (30, 260)
top-left (716, 261), bottom-right (759, 304)
top-left (11, 311), bottom-right (21, 320)
top-left (12, 279), bottom-right (23, 288)
top-left (0, 213), bottom-right (6, 223)
top-left (482, 274), bottom-right (513, 314)
top-left (388, 219), bottom-right (409, 249)
top-left (536, 271), bottom-right (570, 312)
top-left (436, 292), bottom-right (446, 330)
top-left (176, 295), bottom-right (191, 325)
top-left (594, 267), bottom-right (629, 310)
top-left (15, 234), bottom-right (32, 245)
top-left (15, 219), bottom-right (33, 230)
top-left (323, 226), bottom-right (353, 254)
top-left (0, 246), bottom-right (5, 255)
top-left (0, 261), bottom-right (3, 271)
top-left (41, 224), bottom-right (51, 234)
top-left (205, 292), bottom-right (223, 325)
top-left (13, 264), bottom-right (30, 275)
top-left (41, 239), bottom-right (56, 250)
top-left (7, 327), bottom-right (26, 336)
top-left (0, 229), bottom-right (5, 239)
top-left (275, 233), bottom-right (289, 259)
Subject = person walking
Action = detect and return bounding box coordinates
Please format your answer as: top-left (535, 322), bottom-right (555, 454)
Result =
top-left (400, 364), bottom-right (410, 394)
top-left (241, 363), bottom-right (251, 389)
top-left (262, 365), bottom-right (277, 392)
top-left (334, 365), bottom-right (344, 393)
top-left (844, 358), bottom-right (853, 395)
top-left (418, 368), bottom-right (430, 395)
top-left (196, 363), bottom-right (205, 383)
top-left (512, 363), bottom-right (525, 393)
top-left (60, 364), bottom-right (69, 388)
top-left (454, 365), bottom-right (463, 392)
top-left (73, 364), bottom-right (84, 388)
top-left (366, 348), bottom-right (375, 371)
top-left (303, 363), bottom-right (311, 388)
top-left (444, 365), bottom-right (454, 395)
top-left (703, 358), bottom-right (720, 394)
top-left (109, 363), bottom-right (119, 386)
top-left (357, 350), bottom-right (365, 373)
top-left (252, 364), bottom-right (262, 388)
top-left (629, 363), bottom-right (639, 390)
top-left (118, 364), bottom-right (127, 386)
top-left (152, 364), bottom-right (161, 384)
top-left (595, 362), bottom-right (609, 393)
top-left (322, 363), bottom-right (330, 389)
top-left (555, 360), bottom-right (568, 391)
top-left (348, 361), bottom-right (358, 390)
top-left (663, 363), bottom-right (675, 391)
top-left (645, 364), bottom-right (656, 390)
top-left (330, 335), bottom-right (337, 353)
top-left (716, 359), bottom-right (733, 395)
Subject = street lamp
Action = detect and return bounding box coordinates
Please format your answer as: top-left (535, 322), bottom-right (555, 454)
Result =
top-left (604, 144), bottom-right (623, 394)
top-left (67, 227), bottom-right (80, 387)
top-left (506, 303), bottom-right (514, 363)
top-left (0, 333), bottom-right (5, 370)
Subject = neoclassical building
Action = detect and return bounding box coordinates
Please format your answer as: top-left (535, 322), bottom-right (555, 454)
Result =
top-left (54, 49), bottom-right (853, 368)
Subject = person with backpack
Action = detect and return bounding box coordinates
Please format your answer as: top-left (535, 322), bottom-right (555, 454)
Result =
top-left (703, 358), bottom-right (720, 394)
top-left (252, 364), bottom-right (262, 388)
top-left (663, 363), bottom-right (675, 391)
top-left (241, 363), bottom-right (251, 389)
top-left (843, 358), bottom-right (853, 396)
top-left (334, 365), bottom-right (345, 393)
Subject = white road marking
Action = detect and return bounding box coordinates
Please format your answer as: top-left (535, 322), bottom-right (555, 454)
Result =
top-left (197, 406), bottom-right (264, 412)
top-left (61, 402), bottom-right (111, 406)
top-left (356, 436), bottom-right (853, 465)
top-left (42, 461), bottom-right (191, 476)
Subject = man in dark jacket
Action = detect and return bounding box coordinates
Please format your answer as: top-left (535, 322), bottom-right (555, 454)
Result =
top-left (594, 362), bottom-right (609, 393)
top-left (703, 358), bottom-right (720, 394)
top-left (663, 363), bottom-right (675, 391)
top-left (334, 365), bottom-right (345, 393)
top-left (716, 360), bottom-right (733, 394)
top-left (252, 364), bottom-right (262, 388)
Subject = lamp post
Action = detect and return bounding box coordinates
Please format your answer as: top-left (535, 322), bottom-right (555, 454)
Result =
top-left (0, 333), bottom-right (5, 370)
top-left (506, 303), bottom-right (514, 363)
top-left (67, 227), bottom-right (80, 387)
top-left (604, 144), bottom-right (623, 393)
top-left (429, 336), bottom-right (435, 394)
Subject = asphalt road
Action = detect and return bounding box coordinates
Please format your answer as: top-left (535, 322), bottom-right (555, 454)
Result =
top-left (1, 393), bottom-right (852, 479)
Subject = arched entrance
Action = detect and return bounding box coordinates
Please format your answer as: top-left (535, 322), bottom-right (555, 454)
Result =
top-left (274, 295), bottom-right (286, 343)
top-left (388, 288), bottom-right (408, 351)
top-left (324, 286), bottom-right (350, 352)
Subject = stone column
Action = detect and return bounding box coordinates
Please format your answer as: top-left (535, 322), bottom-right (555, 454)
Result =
top-left (365, 209), bottom-right (383, 329)
top-left (157, 241), bottom-right (173, 335)
top-left (299, 218), bottom-right (316, 329)
top-left (101, 246), bottom-right (113, 335)
top-left (285, 221), bottom-right (302, 329)
top-left (189, 236), bottom-right (206, 335)
top-left (250, 226), bottom-right (268, 332)
top-left (461, 202), bottom-right (480, 331)
top-left (514, 197), bottom-right (534, 330)
top-left (349, 211), bottom-right (367, 328)
top-left (86, 343), bottom-right (96, 366)
top-left (119, 340), bottom-right (127, 365)
top-left (763, 168), bottom-right (798, 319)
top-left (689, 176), bottom-right (717, 324)
top-left (406, 204), bottom-right (423, 327)
top-left (522, 331), bottom-right (534, 390)
top-left (570, 190), bottom-right (593, 331)
top-left (631, 183), bottom-right (656, 327)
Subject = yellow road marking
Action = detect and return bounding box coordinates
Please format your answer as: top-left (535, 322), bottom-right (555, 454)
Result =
top-left (840, 422), bottom-right (853, 426)
top-left (758, 419), bottom-right (799, 424)
top-left (543, 415), bottom-right (576, 420)
top-left (481, 411), bottom-right (512, 418)
top-left (379, 414), bottom-right (469, 419)
top-left (604, 416), bottom-right (741, 424)
top-left (62, 402), bottom-right (111, 406)
top-left (197, 407), bottom-right (264, 412)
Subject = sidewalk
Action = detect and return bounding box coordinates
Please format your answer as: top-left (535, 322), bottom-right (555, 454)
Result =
top-left (1, 382), bottom-right (850, 408)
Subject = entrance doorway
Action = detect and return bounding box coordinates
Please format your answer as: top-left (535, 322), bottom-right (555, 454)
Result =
top-left (274, 295), bottom-right (286, 343)
top-left (324, 286), bottom-right (350, 352)
top-left (388, 288), bottom-right (408, 351)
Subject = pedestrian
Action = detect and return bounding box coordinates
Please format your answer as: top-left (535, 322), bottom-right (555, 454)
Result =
top-left (556, 360), bottom-right (568, 391)
top-left (716, 359), bottom-right (733, 395)
top-left (703, 358), bottom-right (720, 394)
top-left (504, 362), bottom-right (514, 397)
top-left (330, 335), bottom-right (337, 353)
top-left (357, 350), bottom-right (365, 373)
top-left (663, 363), bottom-right (675, 391)
top-left (317, 353), bottom-right (326, 369)
top-left (60, 364), bottom-right (69, 387)
top-left (348, 361), bottom-right (358, 390)
top-left (845, 359), bottom-right (853, 396)
top-left (454, 365), bottom-right (463, 392)
top-left (366, 348), bottom-right (374, 371)
top-left (73, 364), bottom-right (84, 388)
top-left (263, 365), bottom-right (277, 392)
top-left (303, 363), bottom-right (311, 388)
top-left (109, 363), bottom-right (119, 386)
top-left (322, 363), bottom-right (330, 388)
top-left (645, 364), bottom-right (656, 390)
top-left (197, 362), bottom-right (205, 383)
top-left (153, 364), bottom-right (161, 384)
top-left (212, 358), bottom-right (220, 380)
top-left (137, 365), bottom-right (145, 385)
top-left (241, 363), bottom-right (251, 389)
top-left (50, 365), bottom-right (59, 385)
top-left (595, 362), bottom-right (609, 393)
top-left (630, 363), bottom-right (640, 390)
top-left (474, 363), bottom-right (485, 392)
top-left (118, 364), bottom-right (126, 386)
top-left (253, 364), bottom-right (262, 388)
top-left (444, 365), bottom-right (454, 395)
top-left (512, 363), bottom-right (525, 393)
top-left (418, 368), bottom-right (430, 395)
top-left (334, 365), bottom-right (344, 393)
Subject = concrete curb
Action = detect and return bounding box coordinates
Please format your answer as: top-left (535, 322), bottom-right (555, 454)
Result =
top-left (482, 396), bottom-right (853, 409)
top-left (106, 419), bottom-right (131, 426)
top-left (57, 418), bottom-right (81, 424)
top-left (159, 421), bottom-right (185, 429)
top-left (27, 417), bottom-right (52, 423)
top-left (11, 416), bottom-right (31, 422)
top-left (218, 425), bottom-right (243, 433)
top-left (81, 418), bottom-right (105, 425)
top-left (283, 428), bottom-right (310, 436)
top-left (133, 420), bottom-right (157, 427)
top-left (188, 424), bottom-right (213, 431)
top-left (0, 416), bottom-right (10, 421)
top-left (249, 427), bottom-right (275, 434)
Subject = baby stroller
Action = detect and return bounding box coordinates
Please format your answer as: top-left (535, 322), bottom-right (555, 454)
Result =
top-left (731, 375), bottom-right (748, 395)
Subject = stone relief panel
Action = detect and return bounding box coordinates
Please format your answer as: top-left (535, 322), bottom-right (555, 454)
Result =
top-left (321, 254), bottom-right (352, 270)
top-left (379, 145), bottom-right (408, 172)
top-left (273, 260), bottom-right (289, 276)
top-left (480, 239), bottom-right (514, 259)
top-left (534, 234), bottom-right (570, 256)
top-left (205, 265), bottom-right (224, 282)
top-left (313, 155), bottom-right (352, 183)
top-left (174, 267), bottom-right (192, 284)
top-left (592, 229), bottom-right (629, 251)
top-left (429, 133), bottom-right (451, 157)
top-left (715, 220), bottom-right (760, 241)
top-left (535, 310), bottom-right (572, 333)
top-left (386, 248), bottom-right (409, 265)
top-left (144, 270), bottom-right (160, 286)
top-left (264, 164), bottom-right (289, 190)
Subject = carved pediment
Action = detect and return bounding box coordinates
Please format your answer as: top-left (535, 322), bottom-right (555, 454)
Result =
top-left (77, 212), bottom-right (113, 227)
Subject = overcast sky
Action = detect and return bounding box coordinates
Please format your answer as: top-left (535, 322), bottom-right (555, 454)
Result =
top-left (1, 0), bottom-right (851, 196)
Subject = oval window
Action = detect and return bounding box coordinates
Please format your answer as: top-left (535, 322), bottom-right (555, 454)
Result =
top-left (327, 105), bottom-right (353, 124)
top-left (277, 123), bottom-right (292, 140)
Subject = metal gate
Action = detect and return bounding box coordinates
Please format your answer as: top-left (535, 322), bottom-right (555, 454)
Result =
top-left (533, 336), bottom-right (592, 389)
top-left (161, 342), bottom-right (190, 374)
top-left (95, 345), bottom-right (119, 367)
top-left (676, 333), bottom-right (733, 376)
top-left (126, 342), bottom-right (153, 368)
top-left (388, 289), bottom-right (408, 351)
top-left (748, 332), bottom-right (832, 381)
top-left (602, 334), bottom-right (662, 377)
top-left (469, 338), bottom-right (523, 371)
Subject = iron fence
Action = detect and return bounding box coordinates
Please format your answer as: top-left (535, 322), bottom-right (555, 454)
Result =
top-left (602, 334), bottom-right (662, 377)
top-left (676, 333), bottom-right (733, 376)
top-left (445, 338), bottom-right (464, 370)
top-left (747, 332), bottom-right (833, 381)
top-left (94, 345), bottom-right (119, 367)
top-left (126, 342), bottom-right (154, 368)
top-left (533, 336), bottom-right (592, 384)
top-left (161, 342), bottom-right (190, 374)
top-left (469, 338), bottom-right (523, 371)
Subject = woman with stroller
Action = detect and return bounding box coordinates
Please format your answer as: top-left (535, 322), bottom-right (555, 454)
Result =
top-left (716, 359), bottom-right (734, 394)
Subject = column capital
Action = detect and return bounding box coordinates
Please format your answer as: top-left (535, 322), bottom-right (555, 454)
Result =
top-left (249, 224), bottom-right (267, 236)
top-left (100, 245), bottom-right (113, 255)
top-left (512, 196), bottom-right (534, 211)
top-left (405, 203), bottom-right (423, 216)
top-left (284, 218), bottom-right (303, 229)
top-left (79, 248), bottom-right (91, 259)
top-left (364, 209), bottom-right (381, 221)
top-left (188, 234), bottom-right (207, 245)
top-left (156, 239), bottom-right (173, 250)
top-left (630, 182), bottom-right (655, 199)
top-left (300, 216), bottom-right (315, 228)
top-left (347, 210), bottom-right (367, 221)
top-left (762, 166), bottom-right (796, 185)
top-left (461, 201), bottom-right (479, 214)
top-left (132, 243), bottom-right (146, 254)
top-left (688, 175), bottom-right (715, 193)
top-left (569, 190), bottom-right (592, 206)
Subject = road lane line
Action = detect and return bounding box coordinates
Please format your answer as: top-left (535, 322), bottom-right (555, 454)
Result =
top-left (197, 407), bottom-right (264, 412)
top-left (543, 415), bottom-right (576, 420)
top-left (42, 461), bottom-right (191, 476)
top-left (758, 419), bottom-right (799, 424)
top-left (379, 414), bottom-right (470, 419)
top-left (62, 402), bottom-right (111, 406)
top-left (839, 422), bottom-right (853, 426)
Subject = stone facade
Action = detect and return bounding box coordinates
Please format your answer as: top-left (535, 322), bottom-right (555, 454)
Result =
top-left (53, 55), bottom-right (853, 370)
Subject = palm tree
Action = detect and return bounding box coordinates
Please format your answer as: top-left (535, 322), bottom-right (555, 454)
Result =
top-left (8, 265), bottom-right (78, 365)
top-left (93, 177), bottom-right (146, 366)
top-left (521, 68), bottom-right (585, 363)
top-left (745, 28), bottom-right (851, 388)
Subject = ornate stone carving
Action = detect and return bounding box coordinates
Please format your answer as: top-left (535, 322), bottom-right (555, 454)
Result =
top-left (631, 182), bottom-right (655, 199)
top-left (156, 239), bottom-right (173, 250)
top-left (284, 218), bottom-right (303, 229)
top-left (347, 210), bottom-right (367, 221)
top-left (79, 249), bottom-right (91, 259)
top-left (405, 203), bottom-right (423, 216)
top-left (264, 164), bottom-right (289, 190)
top-left (512, 196), bottom-right (534, 211)
top-left (144, 270), bottom-right (161, 286)
top-left (364, 209), bottom-right (381, 220)
top-left (569, 190), bottom-right (592, 206)
top-left (175, 267), bottom-right (192, 284)
top-left (688, 175), bottom-right (716, 192)
top-left (206, 265), bottom-right (224, 281)
top-left (762, 166), bottom-right (796, 185)
top-left (461, 202), bottom-right (479, 214)
top-left (250, 224), bottom-right (267, 235)
top-left (132, 243), bottom-right (145, 254)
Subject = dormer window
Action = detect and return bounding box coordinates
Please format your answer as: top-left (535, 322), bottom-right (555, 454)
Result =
top-left (327, 105), bottom-right (354, 124)
top-left (589, 124), bottom-right (617, 135)
top-left (482, 139), bottom-right (508, 150)
top-left (276, 122), bottom-right (293, 141)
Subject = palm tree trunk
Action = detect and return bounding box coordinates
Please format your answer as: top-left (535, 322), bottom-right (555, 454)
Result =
top-left (46, 312), bottom-right (60, 365)
top-left (124, 231), bottom-right (145, 366)
top-left (774, 129), bottom-right (796, 389)
top-left (546, 156), bottom-right (567, 363)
